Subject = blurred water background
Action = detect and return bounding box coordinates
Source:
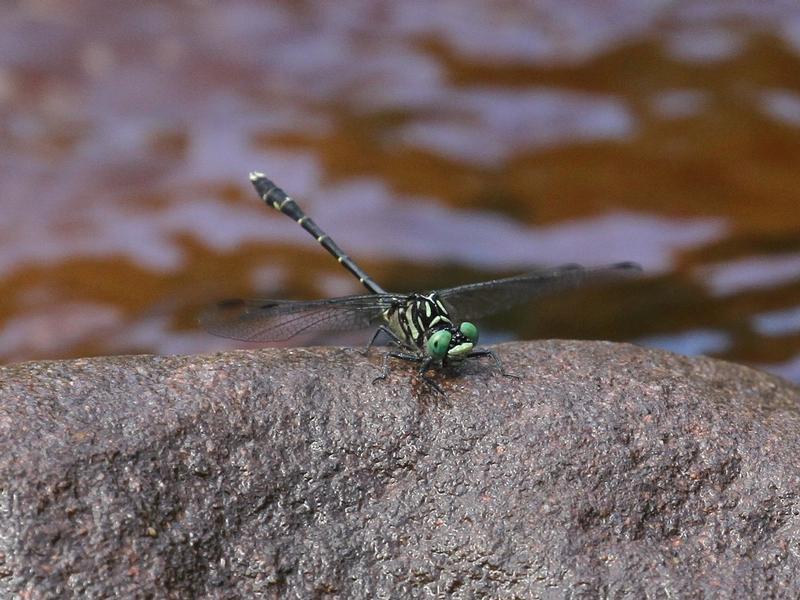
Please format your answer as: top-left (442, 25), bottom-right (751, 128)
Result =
top-left (1, 1), bottom-right (799, 383)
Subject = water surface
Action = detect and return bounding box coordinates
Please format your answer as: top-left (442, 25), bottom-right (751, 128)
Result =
top-left (1, 1), bottom-right (799, 383)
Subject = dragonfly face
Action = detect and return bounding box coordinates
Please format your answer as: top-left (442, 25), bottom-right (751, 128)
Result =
top-left (426, 321), bottom-right (480, 362)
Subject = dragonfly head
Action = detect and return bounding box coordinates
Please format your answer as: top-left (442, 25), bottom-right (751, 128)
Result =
top-left (426, 322), bottom-right (479, 361)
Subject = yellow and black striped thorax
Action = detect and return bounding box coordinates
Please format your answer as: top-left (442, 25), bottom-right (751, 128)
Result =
top-left (384, 293), bottom-right (453, 349)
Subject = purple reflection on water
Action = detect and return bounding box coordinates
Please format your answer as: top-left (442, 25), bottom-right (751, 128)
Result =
top-left (397, 88), bottom-right (635, 166)
top-left (297, 178), bottom-right (725, 274)
top-left (637, 329), bottom-right (732, 357)
top-left (108, 314), bottom-right (239, 356)
top-left (650, 89), bottom-right (709, 120)
top-left (0, 168), bottom-right (727, 280)
top-left (0, 150), bottom-right (318, 278)
top-left (0, 302), bottom-right (120, 360)
top-left (698, 253), bottom-right (800, 297)
top-left (663, 27), bottom-right (744, 63)
top-left (759, 89), bottom-right (800, 127)
top-left (752, 305), bottom-right (800, 337)
top-left (759, 354), bottom-right (800, 384)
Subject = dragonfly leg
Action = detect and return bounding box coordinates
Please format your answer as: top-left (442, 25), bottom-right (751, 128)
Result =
top-left (362, 325), bottom-right (403, 356)
top-left (467, 349), bottom-right (521, 380)
top-left (372, 352), bottom-right (444, 395)
top-left (372, 350), bottom-right (421, 384)
top-left (416, 357), bottom-right (444, 395)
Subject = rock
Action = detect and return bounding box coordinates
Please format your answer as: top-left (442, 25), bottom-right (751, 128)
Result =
top-left (1, 340), bottom-right (799, 598)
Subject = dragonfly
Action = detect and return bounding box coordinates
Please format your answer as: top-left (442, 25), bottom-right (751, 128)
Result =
top-left (201, 173), bottom-right (641, 392)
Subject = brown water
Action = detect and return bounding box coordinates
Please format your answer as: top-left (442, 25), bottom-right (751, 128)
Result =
top-left (1, 1), bottom-right (799, 382)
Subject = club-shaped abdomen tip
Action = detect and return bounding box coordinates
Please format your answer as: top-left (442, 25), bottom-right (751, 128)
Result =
top-left (249, 171), bottom-right (265, 181)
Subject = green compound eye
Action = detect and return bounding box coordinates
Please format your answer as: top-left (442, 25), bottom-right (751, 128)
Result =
top-left (459, 322), bottom-right (478, 343)
top-left (427, 330), bottom-right (452, 358)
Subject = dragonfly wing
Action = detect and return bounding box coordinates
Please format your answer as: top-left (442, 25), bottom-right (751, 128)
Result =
top-left (200, 293), bottom-right (403, 342)
top-left (437, 262), bottom-right (641, 320)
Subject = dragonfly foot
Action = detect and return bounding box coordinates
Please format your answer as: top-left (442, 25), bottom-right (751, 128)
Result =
top-left (418, 374), bottom-right (444, 395)
top-left (372, 350), bottom-right (421, 386)
top-left (467, 349), bottom-right (521, 380)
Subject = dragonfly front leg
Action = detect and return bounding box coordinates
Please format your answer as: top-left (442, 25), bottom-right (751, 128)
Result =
top-left (372, 352), bottom-right (444, 395)
top-left (372, 350), bottom-right (422, 384)
top-left (467, 349), bottom-right (521, 380)
top-left (362, 325), bottom-right (404, 356)
top-left (415, 357), bottom-right (445, 395)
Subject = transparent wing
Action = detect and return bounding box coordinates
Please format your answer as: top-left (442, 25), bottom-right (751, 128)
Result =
top-left (200, 293), bottom-right (404, 342)
top-left (437, 262), bottom-right (641, 320)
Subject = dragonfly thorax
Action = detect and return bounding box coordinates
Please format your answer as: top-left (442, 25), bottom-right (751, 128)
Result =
top-left (383, 293), bottom-right (479, 360)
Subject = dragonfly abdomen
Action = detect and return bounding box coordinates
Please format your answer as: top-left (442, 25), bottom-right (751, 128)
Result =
top-left (250, 172), bottom-right (386, 296)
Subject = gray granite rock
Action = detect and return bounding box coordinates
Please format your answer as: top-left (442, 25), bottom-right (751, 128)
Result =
top-left (1, 341), bottom-right (799, 598)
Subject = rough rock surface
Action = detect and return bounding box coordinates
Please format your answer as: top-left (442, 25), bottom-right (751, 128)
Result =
top-left (1, 341), bottom-right (799, 598)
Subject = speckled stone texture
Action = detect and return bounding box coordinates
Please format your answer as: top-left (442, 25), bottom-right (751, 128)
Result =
top-left (1, 341), bottom-right (799, 598)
